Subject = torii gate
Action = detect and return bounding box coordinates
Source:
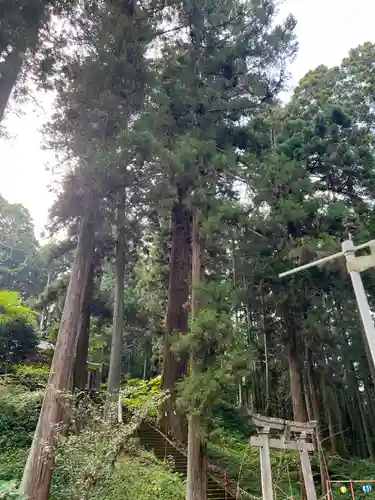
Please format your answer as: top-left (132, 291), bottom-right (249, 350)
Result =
top-left (249, 413), bottom-right (317, 500)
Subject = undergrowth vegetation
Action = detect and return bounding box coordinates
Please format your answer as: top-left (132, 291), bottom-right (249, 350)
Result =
top-left (0, 374), bottom-right (185, 499)
top-left (1, 374), bottom-right (374, 499)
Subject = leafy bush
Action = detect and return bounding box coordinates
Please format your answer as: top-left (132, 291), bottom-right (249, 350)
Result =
top-left (0, 291), bottom-right (38, 372)
top-left (0, 449), bottom-right (27, 482)
top-left (0, 321), bottom-right (38, 370)
top-left (121, 376), bottom-right (161, 418)
top-left (328, 456), bottom-right (375, 480)
top-left (0, 481), bottom-right (25, 500)
top-left (0, 385), bottom-right (42, 450)
top-left (83, 455), bottom-right (184, 500)
top-left (51, 386), bottom-right (174, 499)
top-left (0, 292), bottom-right (37, 325)
top-left (207, 428), bottom-right (302, 498)
top-left (11, 364), bottom-right (49, 391)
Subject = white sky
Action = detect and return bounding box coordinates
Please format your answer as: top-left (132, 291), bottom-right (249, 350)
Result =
top-left (1, 0), bottom-right (375, 240)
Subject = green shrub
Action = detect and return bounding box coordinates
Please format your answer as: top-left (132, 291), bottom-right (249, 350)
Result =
top-left (51, 385), bottom-right (167, 499)
top-left (0, 481), bottom-right (25, 500)
top-left (121, 376), bottom-right (161, 418)
top-left (328, 456), bottom-right (375, 481)
top-left (0, 449), bottom-right (27, 482)
top-left (84, 455), bottom-right (184, 500)
top-left (0, 385), bottom-right (42, 450)
top-left (0, 292), bottom-right (38, 372)
top-left (207, 428), bottom-right (301, 498)
top-left (11, 364), bottom-right (49, 391)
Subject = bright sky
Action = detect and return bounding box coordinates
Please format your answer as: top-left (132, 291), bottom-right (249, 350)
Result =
top-left (1, 0), bottom-right (375, 240)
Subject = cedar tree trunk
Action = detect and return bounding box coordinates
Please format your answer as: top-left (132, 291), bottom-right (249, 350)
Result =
top-left (287, 326), bottom-right (307, 500)
top-left (20, 213), bottom-right (95, 500)
top-left (160, 199), bottom-right (190, 442)
top-left (73, 257), bottom-right (96, 389)
top-left (105, 211), bottom-right (126, 420)
top-left (186, 210), bottom-right (206, 500)
top-left (288, 328), bottom-right (308, 422)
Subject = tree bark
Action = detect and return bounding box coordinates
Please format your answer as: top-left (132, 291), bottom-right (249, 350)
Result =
top-left (306, 345), bottom-right (328, 492)
top-left (344, 349), bottom-right (375, 459)
top-left (0, 48), bottom-right (24, 122)
top-left (288, 328), bottom-right (308, 422)
top-left (287, 326), bottom-right (307, 500)
top-left (320, 371), bottom-right (338, 454)
top-left (186, 210), bottom-right (206, 500)
top-left (73, 257), bottom-right (96, 390)
top-left (160, 199), bottom-right (190, 442)
top-left (105, 207), bottom-right (126, 420)
top-left (20, 213), bottom-right (96, 500)
top-left (0, 15), bottom-right (40, 124)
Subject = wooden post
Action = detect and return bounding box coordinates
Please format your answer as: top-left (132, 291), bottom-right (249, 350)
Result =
top-left (350, 480), bottom-right (355, 500)
top-left (259, 426), bottom-right (274, 500)
top-left (299, 432), bottom-right (317, 500)
top-left (326, 479), bottom-right (331, 500)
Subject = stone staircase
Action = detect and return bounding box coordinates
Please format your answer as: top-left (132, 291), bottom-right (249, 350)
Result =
top-left (138, 422), bottom-right (237, 500)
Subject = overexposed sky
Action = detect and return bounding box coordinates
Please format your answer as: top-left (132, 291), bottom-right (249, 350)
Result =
top-left (1, 0), bottom-right (375, 240)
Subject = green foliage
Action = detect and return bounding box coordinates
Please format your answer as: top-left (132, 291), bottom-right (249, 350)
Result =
top-left (61, 455), bottom-right (185, 500)
top-left (0, 195), bottom-right (47, 297)
top-left (121, 376), bottom-right (161, 417)
top-left (0, 386), bottom-right (182, 500)
top-left (10, 364), bottom-right (49, 390)
top-left (0, 291), bottom-right (37, 325)
top-left (206, 429), bottom-right (308, 497)
top-left (176, 278), bottom-right (250, 428)
top-left (0, 449), bottom-right (28, 483)
top-left (0, 386), bottom-right (42, 451)
top-left (51, 387), bottom-right (172, 499)
top-left (0, 291), bottom-right (38, 369)
top-left (0, 322), bottom-right (38, 370)
top-left (328, 456), bottom-right (375, 481)
top-left (0, 481), bottom-right (25, 500)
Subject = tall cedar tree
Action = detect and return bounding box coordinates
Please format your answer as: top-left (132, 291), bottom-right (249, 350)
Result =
top-left (139, 0), bottom-right (297, 455)
top-left (21, 0), bottom-right (157, 494)
top-left (134, 0), bottom-right (297, 496)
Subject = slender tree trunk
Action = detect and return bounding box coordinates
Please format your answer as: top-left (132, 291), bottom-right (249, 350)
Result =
top-left (73, 257), bottom-right (96, 390)
top-left (363, 377), bottom-right (375, 425)
top-left (186, 210), bottom-right (206, 500)
top-left (105, 207), bottom-right (126, 420)
top-left (143, 355), bottom-right (148, 380)
top-left (20, 213), bottom-right (96, 500)
top-left (288, 328), bottom-right (308, 422)
top-left (320, 371), bottom-right (338, 454)
top-left (306, 347), bottom-right (320, 426)
top-left (259, 284), bottom-right (270, 414)
top-left (287, 326), bottom-right (307, 500)
top-left (304, 370), bottom-right (313, 421)
top-left (40, 270), bottom-right (51, 331)
top-left (160, 198), bottom-right (190, 441)
top-left (355, 380), bottom-right (374, 459)
top-left (345, 355), bottom-right (375, 459)
top-left (306, 345), bottom-right (328, 492)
